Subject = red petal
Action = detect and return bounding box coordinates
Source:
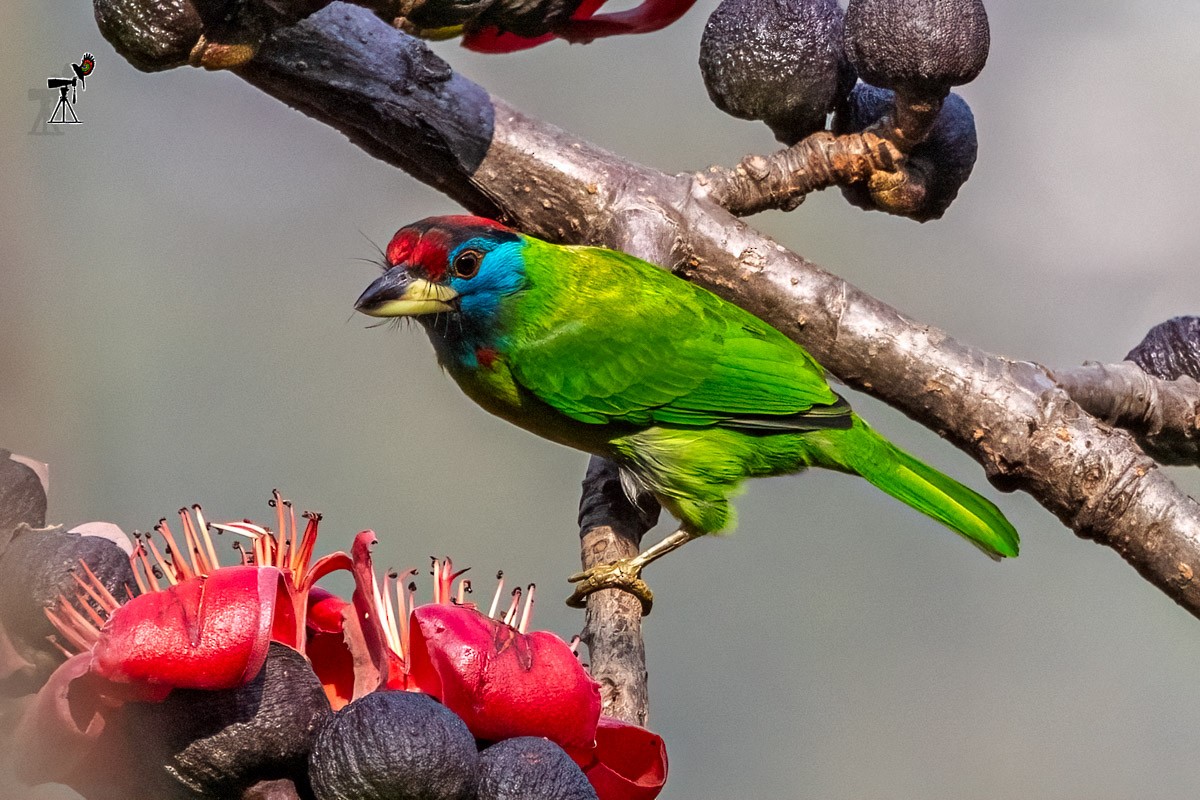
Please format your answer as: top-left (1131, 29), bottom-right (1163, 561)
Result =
top-left (463, 0), bottom-right (694, 51)
top-left (559, 0), bottom-right (697, 40)
top-left (91, 565), bottom-right (288, 690)
top-left (307, 586), bottom-right (349, 634)
top-left (462, 27), bottom-right (556, 53)
top-left (346, 530), bottom-right (389, 695)
top-left (305, 627), bottom-right (355, 710)
top-left (408, 603), bottom-right (601, 749)
top-left (578, 716), bottom-right (668, 800)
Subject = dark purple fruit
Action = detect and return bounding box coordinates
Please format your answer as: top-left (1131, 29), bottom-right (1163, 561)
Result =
top-left (844, 0), bottom-right (989, 99)
top-left (93, 0), bottom-right (205, 71)
top-left (128, 642), bottom-right (331, 798)
top-left (0, 527), bottom-right (136, 695)
top-left (1127, 317), bottom-right (1200, 381)
top-left (0, 450), bottom-right (47, 555)
top-left (309, 691), bottom-right (478, 800)
top-left (699, 0), bottom-right (856, 145)
top-left (477, 737), bottom-right (598, 800)
top-left (833, 82), bottom-right (977, 220)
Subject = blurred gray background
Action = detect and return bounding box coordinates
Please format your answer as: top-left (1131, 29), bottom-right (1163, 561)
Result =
top-left (4, 1), bottom-right (1200, 797)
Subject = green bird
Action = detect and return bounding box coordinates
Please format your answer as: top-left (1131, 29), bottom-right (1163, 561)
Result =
top-left (355, 216), bottom-right (1018, 611)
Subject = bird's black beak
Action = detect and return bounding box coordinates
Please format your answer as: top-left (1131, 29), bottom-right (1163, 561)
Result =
top-left (355, 266), bottom-right (459, 317)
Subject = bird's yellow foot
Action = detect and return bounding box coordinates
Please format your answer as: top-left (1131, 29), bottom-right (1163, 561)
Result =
top-left (566, 560), bottom-right (654, 616)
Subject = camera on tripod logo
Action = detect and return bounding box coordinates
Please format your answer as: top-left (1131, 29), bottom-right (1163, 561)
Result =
top-left (47, 53), bottom-right (95, 125)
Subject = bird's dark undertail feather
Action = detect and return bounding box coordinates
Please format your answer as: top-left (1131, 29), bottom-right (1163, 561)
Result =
top-left (718, 393), bottom-right (854, 433)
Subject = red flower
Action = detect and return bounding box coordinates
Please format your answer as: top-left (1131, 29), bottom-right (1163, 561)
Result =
top-left (28, 498), bottom-right (667, 800)
top-left (91, 565), bottom-right (291, 690)
top-left (463, 0), bottom-right (698, 53)
top-left (337, 537), bottom-right (667, 799)
top-left (18, 497), bottom-right (353, 794)
top-left (408, 602), bottom-right (602, 750)
top-left (46, 496), bottom-right (350, 697)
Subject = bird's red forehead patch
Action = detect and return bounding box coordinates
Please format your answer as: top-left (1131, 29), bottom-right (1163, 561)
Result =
top-left (386, 228), bottom-right (451, 281)
top-left (386, 216), bottom-right (514, 282)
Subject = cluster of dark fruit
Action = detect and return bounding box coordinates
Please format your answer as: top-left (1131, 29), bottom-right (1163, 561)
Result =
top-left (135, 664), bottom-right (600, 799)
top-left (0, 465), bottom-right (597, 800)
top-left (699, 0), bottom-right (989, 221)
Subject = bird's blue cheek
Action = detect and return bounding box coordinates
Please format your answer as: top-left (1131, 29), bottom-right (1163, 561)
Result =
top-left (455, 289), bottom-right (501, 322)
top-left (451, 272), bottom-right (525, 323)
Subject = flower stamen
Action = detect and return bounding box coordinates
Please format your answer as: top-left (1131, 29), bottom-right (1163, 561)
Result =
top-left (142, 534), bottom-right (180, 587)
top-left (502, 587), bottom-right (522, 628)
top-left (518, 584), bottom-right (536, 634)
top-left (72, 561), bottom-right (121, 617)
top-left (191, 504), bottom-right (220, 572)
top-left (488, 571), bottom-right (505, 618)
top-left (46, 559), bottom-right (126, 655)
top-left (154, 517), bottom-right (194, 581)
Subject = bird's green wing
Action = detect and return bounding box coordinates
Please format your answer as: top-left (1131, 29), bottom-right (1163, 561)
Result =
top-left (509, 243), bottom-right (849, 430)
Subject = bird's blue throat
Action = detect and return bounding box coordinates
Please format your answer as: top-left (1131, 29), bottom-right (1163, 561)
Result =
top-left (422, 239), bottom-right (528, 370)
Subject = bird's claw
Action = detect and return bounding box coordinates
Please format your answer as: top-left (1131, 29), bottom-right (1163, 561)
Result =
top-left (566, 560), bottom-right (654, 616)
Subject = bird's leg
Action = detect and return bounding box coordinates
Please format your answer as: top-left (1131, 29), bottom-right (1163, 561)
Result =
top-left (566, 528), bottom-right (699, 616)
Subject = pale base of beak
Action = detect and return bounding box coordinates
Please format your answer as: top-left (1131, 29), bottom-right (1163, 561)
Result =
top-left (359, 277), bottom-right (459, 317)
top-left (364, 297), bottom-right (455, 317)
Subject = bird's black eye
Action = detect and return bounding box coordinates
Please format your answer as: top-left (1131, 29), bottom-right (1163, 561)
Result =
top-left (453, 249), bottom-right (482, 279)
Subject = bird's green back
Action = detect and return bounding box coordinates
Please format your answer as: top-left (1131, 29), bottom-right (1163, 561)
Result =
top-left (507, 238), bottom-right (848, 430)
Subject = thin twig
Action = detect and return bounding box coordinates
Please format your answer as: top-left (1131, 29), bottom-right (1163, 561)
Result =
top-left (701, 130), bottom-right (903, 216)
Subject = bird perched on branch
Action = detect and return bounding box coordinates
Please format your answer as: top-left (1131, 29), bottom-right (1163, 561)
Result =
top-left (355, 216), bottom-right (1018, 612)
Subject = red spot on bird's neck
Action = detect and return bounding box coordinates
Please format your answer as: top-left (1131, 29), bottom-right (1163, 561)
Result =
top-left (476, 347), bottom-right (500, 370)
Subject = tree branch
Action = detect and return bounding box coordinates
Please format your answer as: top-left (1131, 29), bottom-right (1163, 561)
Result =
top-left (102, 0), bottom-right (1200, 663)
top-left (576, 457), bottom-right (659, 725)
top-left (1055, 362), bottom-right (1200, 466)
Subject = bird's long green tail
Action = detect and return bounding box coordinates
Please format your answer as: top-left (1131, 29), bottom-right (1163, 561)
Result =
top-left (806, 416), bottom-right (1019, 559)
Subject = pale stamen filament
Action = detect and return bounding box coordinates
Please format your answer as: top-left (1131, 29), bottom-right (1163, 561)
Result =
top-left (154, 518), bottom-right (193, 581)
top-left (488, 571), bottom-right (505, 618)
top-left (192, 504), bottom-right (220, 572)
top-left (503, 587), bottom-right (522, 627)
top-left (518, 584), bottom-right (536, 634)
